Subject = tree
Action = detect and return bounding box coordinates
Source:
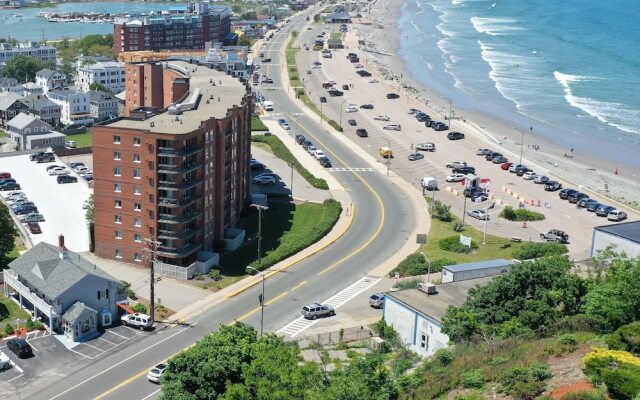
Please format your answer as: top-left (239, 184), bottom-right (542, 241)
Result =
top-left (90, 82), bottom-right (110, 93)
top-left (238, 35), bottom-right (253, 47)
top-left (161, 323), bottom-right (256, 400)
top-left (0, 203), bottom-right (17, 260)
top-left (85, 194), bottom-right (95, 223)
top-left (1, 55), bottom-right (52, 83)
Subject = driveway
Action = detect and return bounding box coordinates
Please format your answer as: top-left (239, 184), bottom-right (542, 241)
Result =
top-left (0, 154), bottom-right (92, 252)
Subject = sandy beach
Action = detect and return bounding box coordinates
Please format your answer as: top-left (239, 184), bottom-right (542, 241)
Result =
top-left (351, 0), bottom-right (640, 210)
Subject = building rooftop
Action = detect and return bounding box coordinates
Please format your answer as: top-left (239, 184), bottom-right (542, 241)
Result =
top-left (0, 93), bottom-right (24, 111)
top-left (443, 259), bottom-right (512, 273)
top-left (595, 221), bottom-right (640, 244)
top-left (62, 302), bottom-right (97, 324)
top-left (109, 61), bottom-right (248, 134)
top-left (48, 88), bottom-right (82, 99)
top-left (36, 68), bottom-right (61, 78)
top-left (386, 277), bottom-right (494, 323)
top-left (7, 112), bottom-right (47, 130)
top-left (26, 131), bottom-right (65, 140)
top-left (88, 90), bottom-right (115, 103)
top-left (22, 94), bottom-right (59, 111)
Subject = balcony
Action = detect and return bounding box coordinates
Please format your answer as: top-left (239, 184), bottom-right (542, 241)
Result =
top-left (157, 145), bottom-right (202, 157)
top-left (157, 210), bottom-right (199, 224)
top-left (157, 161), bottom-right (202, 175)
top-left (157, 228), bottom-right (198, 240)
top-left (157, 195), bottom-right (200, 208)
top-left (3, 270), bottom-right (60, 317)
top-left (157, 243), bottom-right (200, 258)
top-left (157, 178), bottom-right (203, 191)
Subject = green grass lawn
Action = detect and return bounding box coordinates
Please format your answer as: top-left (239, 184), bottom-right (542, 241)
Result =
top-left (330, 32), bottom-right (342, 40)
top-left (66, 132), bottom-right (92, 148)
top-left (0, 294), bottom-right (30, 326)
top-left (1, 237), bottom-right (25, 270)
top-left (251, 115), bottom-right (268, 131)
top-left (252, 142), bottom-right (272, 153)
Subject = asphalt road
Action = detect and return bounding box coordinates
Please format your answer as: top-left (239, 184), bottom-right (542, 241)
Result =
top-left (6, 7), bottom-right (417, 400)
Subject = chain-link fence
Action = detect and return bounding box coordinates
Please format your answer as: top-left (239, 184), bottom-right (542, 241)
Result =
top-left (294, 326), bottom-right (373, 348)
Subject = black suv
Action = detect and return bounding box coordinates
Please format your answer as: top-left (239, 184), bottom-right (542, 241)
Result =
top-left (447, 131), bottom-right (465, 140)
top-left (35, 153), bottom-right (55, 163)
top-left (318, 156), bottom-right (332, 168)
top-left (463, 186), bottom-right (485, 198)
top-left (568, 192), bottom-right (588, 204)
top-left (328, 90), bottom-right (343, 97)
top-left (295, 134), bottom-right (306, 144)
top-left (386, 93), bottom-right (400, 99)
top-left (356, 129), bottom-right (368, 137)
top-left (432, 122), bottom-right (449, 131)
top-left (485, 152), bottom-right (502, 161)
top-left (559, 188), bottom-right (577, 200)
top-left (7, 338), bottom-right (32, 358)
top-left (57, 175), bottom-right (78, 184)
top-left (453, 166), bottom-right (476, 175)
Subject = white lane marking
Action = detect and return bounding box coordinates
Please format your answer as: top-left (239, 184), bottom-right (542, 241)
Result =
top-left (329, 167), bottom-right (376, 172)
top-left (105, 329), bottom-right (129, 340)
top-left (140, 388), bottom-right (162, 400)
top-left (98, 337), bottom-right (116, 346)
top-left (26, 339), bottom-right (38, 352)
top-left (49, 323), bottom-right (197, 400)
top-left (80, 341), bottom-right (105, 353)
top-left (277, 277), bottom-right (380, 338)
top-left (12, 360), bottom-right (24, 374)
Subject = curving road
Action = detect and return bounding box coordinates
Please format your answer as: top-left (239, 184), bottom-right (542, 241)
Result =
top-left (8, 7), bottom-right (417, 400)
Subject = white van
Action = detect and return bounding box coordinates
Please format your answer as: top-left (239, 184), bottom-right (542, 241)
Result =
top-left (262, 101), bottom-right (274, 111)
top-left (421, 177), bottom-right (438, 191)
top-left (65, 140), bottom-right (77, 149)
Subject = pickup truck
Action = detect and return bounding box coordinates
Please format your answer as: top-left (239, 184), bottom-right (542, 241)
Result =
top-left (540, 229), bottom-right (569, 244)
top-left (121, 313), bottom-right (153, 330)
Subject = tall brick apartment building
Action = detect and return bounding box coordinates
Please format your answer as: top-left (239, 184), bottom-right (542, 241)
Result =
top-left (92, 60), bottom-right (252, 269)
top-left (113, 3), bottom-right (233, 53)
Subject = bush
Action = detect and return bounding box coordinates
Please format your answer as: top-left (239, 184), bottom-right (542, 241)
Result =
top-left (434, 348), bottom-right (454, 366)
top-left (559, 334), bottom-right (579, 346)
top-left (512, 242), bottom-right (568, 260)
top-left (208, 269), bottom-right (222, 281)
top-left (560, 389), bottom-right (607, 400)
top-left (583, 348), bottom-right (640, 400)
top-left (132, 303), bottom-right (148, 314)
top-left (395, 278), bottom-right (421, 290)
top-left (327, 119), bottom-right (343, 132)
top-left (439, 235), bottom-right (478, 253)
top-left (606, 322), bottom-right (640, 355)
top-left (431, 200), bottom-right (452, 222)
top-left (25, 319), bottom-right (34, 331)
top-left (5, 323), bottom-right (14, 335)
top-left (460, 369), bottom-right (484, 389)
top-left (373, 320), bottom-right (398, 341)
top-left (499, 206), bottom-right (545, 221)
top-left (122, 280), bottom-right (137, 300)
top-left (389, 253), bottom-right (455, 277)
top-left (510, 380), bottom-right (545, 400)
top-left (452, 222), bottom-right (464, 232)
top-left (529, 362), bottom-right (553, 381)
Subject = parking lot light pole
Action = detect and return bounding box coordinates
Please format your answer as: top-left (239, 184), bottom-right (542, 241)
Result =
top-left (320, 100), bottom-right (323, 124)
top-left (419, 251), bottom-right (432, 284)
top-left (339, 98), bottom-right (348, 127)
top-left (289, 162), bottom-right (295, 199)
top-left (246, 266), bottom-right (265, 337)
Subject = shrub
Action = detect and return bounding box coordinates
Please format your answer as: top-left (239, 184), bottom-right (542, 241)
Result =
top-left (606, 322), bottom-right (640, 355)
top-left (583, 348), bottom-right (640, 400)
top-left (193, 272), bottom-right (205, 280)
top-left (328, 119), bottom-right (343, 132)
top-left (132, 303), bottom-right (148, 314)
top-left (431, 200), bottom-right (452, 222)
top-left (5, 323), bottom-right (14, 335)
top-left (122, 280), bottom-right (137, 300)
top-left (461, 369), bottom-right (484, 389)
top-left (389, 253), bottom-right (455, 277)
top-left (512, 242), bottom-right (568, 260)
top-left (452, 222), bottom-right (464, 232)
top-left (439, 235), bottom-right (478, 253)
top-left (499, 206), bottom-right (545, 221)
top-left (559, 334), bottom-right (579, 346)
top-left (434, 348), bottom-right (454, 366)
top-left (529, 362), bottom-right (553, 381)
top-left (510, 380), bottom-right (546, 400)
top-left (373, 320), bottom-right (398, 341)
top-left (395, 278), bottom-right (421, 290)
top-left (25, 319), bottom-right (34, 331)
top-left (208, 269), bottom-right (222, 281)
top-left (560, 389), bottom-right (607, 400)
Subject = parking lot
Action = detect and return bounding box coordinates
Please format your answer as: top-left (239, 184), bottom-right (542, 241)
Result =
top-left (0, 153), bottom-right (92, 252)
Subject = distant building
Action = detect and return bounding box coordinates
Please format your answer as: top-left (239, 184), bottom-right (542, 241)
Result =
top-left (0, 42), bottom-right (57, 65)
top-left (113, 3), bottom-right (233, 53)
top-left (6, 112), bottom-right (64, 150)
top-left (441, 259), bottom-right (513, 283)
top-left (88, 90), bottom-right (119, 122)
top-left (205, 45), bottom-right (249, 78)
top-left (35, 69), bottom-right (66, 94)
top-left (3, 236), bottom-right (127, 342)
top-left (21, 93), bottom-right (62, 126)
top-left (591, 220), bottom-right (640, 258)
top-left (0, 77), bottom-right (19, 93)
top-left (21, 82), bottom-right (43, 96)
top-left (48, 88), bottom-right (93, 126)
top-left (76, 57), bottom-right (126, 93)
top-left (0, 93), bottom-right (28, 128)
top-left (383, 277), bottom-right (493, 357)
top-left (325, 11), bottom-right (351, 24)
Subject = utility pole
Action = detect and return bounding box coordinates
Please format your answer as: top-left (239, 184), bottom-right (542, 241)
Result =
top-left (247, 266), bottom-right (265, 337)
top-left (289, 162), bottom-right (295, 199)
top-left (386, 139), bottom-right (391, 177)
top-left (419, 251), bottom-right (432, 284)
top-left (143, 237), bottom-right (161, 322)
top-left (462, 179), bottom-right (469, 225)
top-left (519, 128), bottom-right (525, 165)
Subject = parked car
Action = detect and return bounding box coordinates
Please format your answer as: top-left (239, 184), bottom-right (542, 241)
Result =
top-left (306, 146), bottom-right (318, 155)
top-left (472, 192), bottom-right (488, 202)
top-left (69, 161), bottom-right (85, 169)
top-left (313, 149), bottom-right (326, 159)
top-left (0, 172), bottom-right (10, 179)
top-left (147, 364), bottom-right (167, 383)
top-left (522, 171), bottom-right (538, 180)
top-left (485, 152), bottom-right (501, 161)
top-left (467, 209), bottom-right (488, 220)
top-left (595, 204), bottom-right (615, 217)
top-left (360, 104), bottom-right (374, 109)
top-left (584, 202), bottom-right (601, 212)
top-left (302, 140), bottom-right (313, 150)
top-left (501, 162), bottom-right (513, 170)
top-left (540, 229), bottom-right (569, 243)
top-left (608, 209), bottom-right (628, 221)
top-left (0, 351), bottom-right (11, 370)
top-left (14, 205), bottom-right (37, 215)
top-left (534, 175), bottom-right (550, 184)
top-left (578, 198), bottom-right (598, 209)
top-left (65, 140), bottom-right (77, 149)
top-left (295, 134), bottom-right (306, 144)
top-left (568, 192), bottom-right (588, 204)
top-left (559, 188), bottom-right (577, 199)
top-left (386, 93), bottom-right (400, 99)
top-left (121, 313), bottom-right (153, 330)
top-left (492, 156), bottom-right (508, 164)
top-left (6, 193), bottom-right (27, 203)
top-left (544, 181), bottom-right (562, 191)
top-left (356, 129), bottom-right (368, 137)
top-left (515, 167), bottom-right (531, 176)
top-left (302, 303), bottom-right (335, 319)
top-left (383, 124), bottom-right (401, 131)
top-left (369, 293), bottom-right (385, 308)
top-left (446, 173), bottom-right (466, 182)
top-left (11, 199), bottom-right (33, 208)
top-left (348, 119), bottom-right (357, 126)
top-left (318, 156), bottom-right (332, 168)
top-left (432, 122), bottom-right (449, 131)
top-left (250, 161), bottom-right (265, 171)
top-left (27, 222), bottom-right (42, 234)
top-left (262, 58), bottom-right (272, 62)
top-left (447, 131), bottom-right (465, 140)
top-left (0, 182), bottom-right (21, 191)
top-left (57, 175), bottom-right (78, 184)
top-left (509, 164), bottom-right (526, 173)
top-left (374, 115), bottom-right (390, 121)
top-left (408, 152), bottom-right (424, 161)
top-left (345, 106), bottom-right (357, 113)
top-left (463, 186), bottom-right (484, 198)
top-left (48, 167), bottom-right (68, 176)
top-left (416, 142), bottom-right (436, 152)
top-left (476, 148), bottom-right (491, 156)
top-left (6, 339), bottom-right (32, 358)
top-left (83, 173), bottom-right (94, 182)
top-left (319, 96), bottom-right (327, 103)
top-left (46, 164), bottom-right (63, 171)
top-left (0, 178), bottom-right (16, 186)
top-left (34, 153), bottom-right (55, 163)
top-left (446, 161), bottom-right (467, 169)
top-left (19, 212), bottom-right (45, 223)
top-left (277, 119), bottom-right (291, 130)
top-left (368, 78), bottom-right (379, 84)
top-left (328, 90), bottom-right (344, 96)
top-left (252, 175), bottom-right (277, 185)
top-left (453, 166), bottom-right (476, 175)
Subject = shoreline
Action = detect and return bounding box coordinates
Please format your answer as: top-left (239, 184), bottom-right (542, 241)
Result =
top-left (353, 0), bottom-right (640, 209)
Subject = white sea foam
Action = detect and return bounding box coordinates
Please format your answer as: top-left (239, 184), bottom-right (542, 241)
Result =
top-left (470, 16), bottom-right (524, 36)
top-left (554, 71), bottom-right (640, 135)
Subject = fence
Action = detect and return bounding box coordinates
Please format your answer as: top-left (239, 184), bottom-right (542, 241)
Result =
top-left (54, 147), bottom-right (93, 157)
top-left (294, 326), bottom-right (373, 347)
top-left (154, 261), bottom-right (195, 280)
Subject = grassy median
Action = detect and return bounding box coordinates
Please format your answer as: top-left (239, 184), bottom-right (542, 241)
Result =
top-left (251, 115), bottom-right (268, 131)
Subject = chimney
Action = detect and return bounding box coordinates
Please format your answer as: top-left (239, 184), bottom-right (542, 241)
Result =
top-left (58, 234), bottom-right (70, 260)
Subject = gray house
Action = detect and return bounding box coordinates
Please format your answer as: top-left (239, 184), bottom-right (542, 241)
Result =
top-left (2, 236), bottom-right (127, 342)
top-left (0, 93), bottom-right (28, 128)
top-left (6, 112), bottom-right (65, 150)
top-left (88, 90), bottom-right (119, 122)
top-left (0, 77), bottom-right (19, 92)
top-left (22, 93), bottom-right (61, 126)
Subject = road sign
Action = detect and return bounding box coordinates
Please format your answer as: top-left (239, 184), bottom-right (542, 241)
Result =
top-left (459, 235), bottom-right (472, 247)
top-left (416, 234), bottom-right (427, 244)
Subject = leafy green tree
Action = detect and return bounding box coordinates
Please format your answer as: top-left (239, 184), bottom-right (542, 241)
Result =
top-left (89, 82), bottom-right (110, 93)
top-left (161, 323), bottom-right (256, 400)
top-left (59, 59), bottom-right (76, 82)
top-left (84, 194), bottom-right (95, 223)
top-left (1, 55), bottom-right (52, 83)
top-left (0, 203), bottom-right (17, 259)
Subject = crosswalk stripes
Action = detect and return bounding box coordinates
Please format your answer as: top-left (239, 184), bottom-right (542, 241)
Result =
top-left (329, 167), bottom-right (376, 172)
top-left (276, 277), bottom-right (381, 338)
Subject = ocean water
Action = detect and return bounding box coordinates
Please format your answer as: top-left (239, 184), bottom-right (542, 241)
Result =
top-left (397, 0), bottom-right (640, 167)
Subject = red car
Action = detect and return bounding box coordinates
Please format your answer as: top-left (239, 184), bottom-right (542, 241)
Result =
top-left (0, 172), bottom-right (11, 179)
top-left (501, 162), bottom-right (513, 170)
top-left (27, 222), bottom-right (42, 234)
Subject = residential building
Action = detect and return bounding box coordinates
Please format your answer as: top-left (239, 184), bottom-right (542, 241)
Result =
top-left (205, 45), bottom-right (249, 78)
top-left (21, 82), bottom-right (44, 96)
top-left (3, 236), bottom-right (127, 342)
top-left (35, 69), bottom-right (66, 94)
top-left (383, 278), bottom-right (493, 357)
top-left (92, 59), bottom-right (252, 276)
top-left (591, 220), bottom-right (640, 258)
top-left (88, 90), bottom-right (119, 122)
top-left (441, 259), bottom-right (513, 283)
top-left (113, 3), bottom-right (233, 54)
top-left (21, 93), bottom-right (62, 126)
top-left (0, 92), bottom-right (28, 127)
top-left (48, 88), bottom-right (93, 126)
top-left (0, 77), bottom-right (19, 92)
top-left (76, 57), bottom-right (126, 93)
top-left (0, 41), bottom-right (57, 65)
top-left (325, 11), bottom-right (352, 24)
top-left (6, 112), bottom-right (64, 150)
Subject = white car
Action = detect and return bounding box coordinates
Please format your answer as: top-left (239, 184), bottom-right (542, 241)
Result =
top-left (383, 124), bottom-right (401, 131)
top-left (522, 171), bottom-right (538, 180)
top-left (313, 150), bottom-right (326, 159)
top-left (446, 161), bottom-right (467, 169)
top-left (446, 173), bottom-right (466, 182)
top-left (307, 146), bottom-right (318, 155)
top-left (4, 191), bottom-right (24, 198)
top-left (345, 106), bottom-right (358, 113)
top-left (415, 143), bottom-right (436, 151)
top-left (607, 209), bottom-right (627, 221)
top-left (252, 175), bottom-right (276, 185)
top-left (368, 78), bottom-right (379, 83)
top-left (374, 115), bottom-right (390, 121)
top-left (147, 363), bottom-right (167, 383)
top-left (467, 210), bottom-right (488, 220)
top-left (0, 351), bottom-right (11, 371)
top-left (354, 63), bottom-right (363, 68)
top-left (48, 167), bottom-right (68, 176)
top-left (476, 148), bottom-right (491, 156)
top-left (74, 166), bottom-right (90, 174)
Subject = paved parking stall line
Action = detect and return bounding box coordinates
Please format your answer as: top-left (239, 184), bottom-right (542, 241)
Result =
top-left (122, 325), bottom-right (145, 335)
top-left (141, 388), bottom-right (162, 400)
top-left (97, 337), bottom-right (117, 346)
top-left (105, 329), bottom-right (130, 340)
top-left (68, 346), bottom-right (95, 360)
top-left (80, 341), bottom-right (106, 353)
top-left (11, 360), bottom-right (24, 374)
top-left (26, 339), bottom-right (39, 352)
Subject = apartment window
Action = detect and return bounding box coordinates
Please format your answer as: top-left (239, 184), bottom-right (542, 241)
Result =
top-left (114, 215), bottom-right (122, 224)
top-left (134, 185), bottom-right (141, 195)
top-left (114, 183), bottom-right (121, 193)
top-left (114, 199), bottom-right (122, 208)
top-left (133, 168), bottom-right (141, 179)
top-left (97, 289), bottom-right (109, 300)
top-left (134, 217), bottom-right (141, 227)
top-left (133, 137), bottom-right (141, 146)
top-left (113, 151), bottom-right (121, 160)
top-left (113, 135), bottom-right (121, 144)
top-left (134, 201), bottom-right (141, 211)
top-left (115, 249), bottom-right (122, 258)
top-left (114, 167), bottom-right (121, 176)
top-left (133, 153), bottom-right (140, 162)
top-left (134, 233), bottom-right (142, 242)
top-left (420, 334), bottom-right (428, 350)
top-left (134, 253), bottom-right (142, 262)
top-left (115, 230), bottom-right (122, 239)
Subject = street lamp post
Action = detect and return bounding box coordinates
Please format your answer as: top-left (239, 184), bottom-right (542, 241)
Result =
top-left (320, 100), bottom-right (323, 125)
top-left (246, 266), bottom-right (265, 337)
top-left (419, 251), bottom-right (432, 284)
top-left (462, 179), bottom-right (469, 225)
top-left (250, 204), bottom-right (268, 272)
top-left (289, 162), bottom-right (295, 199)
top-left (519, 129), bottom-right (525, 165)
top-left (339, 98), bottom-right (348, 128)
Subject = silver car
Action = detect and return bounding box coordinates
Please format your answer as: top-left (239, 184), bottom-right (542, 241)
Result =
top-left (302, 303), bottom-right (335, 319)
top-left (369, 293), bottom-right (385, 308)
top-left (147, 363), bottom-right (167, 383)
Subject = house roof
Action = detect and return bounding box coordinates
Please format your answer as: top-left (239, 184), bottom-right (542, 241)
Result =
top-left (48, 88), bottom-right (80, 99)
top-left (595, 220), bottom-right (640, 244)
top-left (22, 82), bottom-right (42, 90)
top-left (26, 131), bottom-right (65, 141)
top-left (36, 69), bottom-right (63, 79)
top-left (88, 90), bottom-right (114, 102)
top-left (62, 302), bottom-right (97, 325)
top-left (7, 112), bottom-right (49, 130)
top-left (0, 77), bottom-right (18, 88)
top-left (9, 242), bottom-right (121, 301)
top-left (385, 277), bottom-right (494, 323)
top-left (443, 259), bottom-right (512, 273)
top-left (0, 93), bottom-right (25, 111)
top-left (22, 94), bottom-right (59, 111)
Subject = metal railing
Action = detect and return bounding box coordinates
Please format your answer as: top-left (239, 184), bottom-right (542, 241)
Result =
top-left (3, 270), bottom-right (59, 316)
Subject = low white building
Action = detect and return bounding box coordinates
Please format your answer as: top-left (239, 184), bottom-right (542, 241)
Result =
top-left (75, 57), bottom-right (126, 93)
top-left (0, 42), bottom-right (57, 65)
top-left (47, 88), bottom-right (93, 126)
top-left (591, 221), bottom-right (640, 258)
top-left (383, 277), bottom-right (493, 357)
top-left (35, 69), bottom-right (66, 94)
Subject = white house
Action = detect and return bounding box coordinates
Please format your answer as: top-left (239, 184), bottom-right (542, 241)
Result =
top-left (35, 69), bottom-right (66, 94)
top-left (591, 221), bottom-right (640, 258)
top-left (75, 57), bottom-right (126, 93)
top-left (383, 277), bottom-right (493, 357)
top-left (0, 42), bottom-right (57, 65)
top-left (47, 88), bottom-right (93, 126)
